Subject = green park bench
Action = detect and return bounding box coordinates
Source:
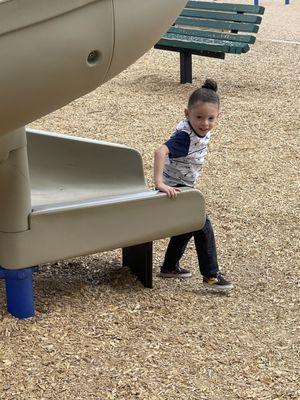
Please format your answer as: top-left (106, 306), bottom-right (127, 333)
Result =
top-left (155, 1), bottom-right (265, 83)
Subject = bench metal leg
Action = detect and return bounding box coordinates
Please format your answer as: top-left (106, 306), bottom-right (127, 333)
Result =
top-left (122, 242), bottom-right (153, 288)
top-left (180, 52), bottom-right (192, 84)
top-left (0, 266), bottom-right (35, 319)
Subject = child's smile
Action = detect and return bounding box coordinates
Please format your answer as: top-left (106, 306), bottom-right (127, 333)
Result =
top-left (185, 101), bottom-right (219, 137)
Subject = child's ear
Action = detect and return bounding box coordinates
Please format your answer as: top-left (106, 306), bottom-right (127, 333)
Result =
top-left (184, 108), bottom-right (189, 118)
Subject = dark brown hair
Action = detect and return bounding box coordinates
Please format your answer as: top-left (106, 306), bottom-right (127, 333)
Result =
top-left (188, 79), bottom-right (220, 108)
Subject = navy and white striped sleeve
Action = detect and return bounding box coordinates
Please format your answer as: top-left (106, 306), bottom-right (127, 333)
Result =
top-left (165, 131), bottom-right (190, 158)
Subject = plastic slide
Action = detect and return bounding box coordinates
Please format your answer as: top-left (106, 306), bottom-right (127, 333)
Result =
top-left (0, 0), bottom-right (205, 318)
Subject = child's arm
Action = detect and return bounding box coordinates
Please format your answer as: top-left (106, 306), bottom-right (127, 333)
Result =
top-left (154, 145), bottom-right (181, 198)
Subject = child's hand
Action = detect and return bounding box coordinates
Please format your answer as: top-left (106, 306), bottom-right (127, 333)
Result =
top-left (156, 182), bottom-right (181, 198)
top-left (154, 145), bottom-right (180, 198)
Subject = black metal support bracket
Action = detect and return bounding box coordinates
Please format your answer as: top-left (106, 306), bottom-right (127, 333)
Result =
top-left (154, 44), bottom-right (225, 84)
top-left (122, 242), bottom-right (153, 288)
top-left (180, 52), bottom-right (192, 84)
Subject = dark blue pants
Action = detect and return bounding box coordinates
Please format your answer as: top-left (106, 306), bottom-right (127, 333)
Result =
top-left (162, 215), bottom-right (219, 277)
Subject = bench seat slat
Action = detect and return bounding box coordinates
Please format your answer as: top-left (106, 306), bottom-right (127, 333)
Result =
top-left (176, 16), bottom-right (259, 33)
top-left (181, 9), bottom-right (262, 25)
top-left (168, 26), bottom-right (256, 44)
top-left (186, 1), bottom-right (265, 15)
top-left (159, 33), bottom-right (250, 54)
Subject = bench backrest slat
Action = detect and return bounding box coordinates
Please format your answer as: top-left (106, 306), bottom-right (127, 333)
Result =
top-left (176, 16), bottom-right (259, 33)
top-left (186, 1), bottom-right (265, 15)
top-left (168, 26), bottom-right (256, 44)
top-left (181, 9), bottom-right (262, 24)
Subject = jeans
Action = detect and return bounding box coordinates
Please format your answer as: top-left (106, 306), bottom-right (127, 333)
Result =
top-left (162, 215), bottom-right (219, 277)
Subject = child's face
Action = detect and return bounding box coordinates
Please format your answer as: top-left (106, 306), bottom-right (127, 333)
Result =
top-left (185, 101), bottom-right (219, 137)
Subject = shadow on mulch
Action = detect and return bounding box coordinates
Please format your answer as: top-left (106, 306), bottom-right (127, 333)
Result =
top-left (30, 258), bottom-right (147, 313)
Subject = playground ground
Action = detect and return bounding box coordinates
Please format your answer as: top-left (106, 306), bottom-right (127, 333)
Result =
top-left (0, 1), bottom-right (299, 399)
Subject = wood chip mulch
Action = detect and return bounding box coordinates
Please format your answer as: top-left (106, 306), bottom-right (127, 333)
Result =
top-left (0, 1), bottom-right (299, 399)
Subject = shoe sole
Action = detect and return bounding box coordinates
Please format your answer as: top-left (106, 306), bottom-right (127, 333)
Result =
top-left (203, 282), bottom-right (234, 291)
top-left (159, 272), bottom-right (192, 278)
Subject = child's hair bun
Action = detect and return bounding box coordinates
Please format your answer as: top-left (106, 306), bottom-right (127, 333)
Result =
top-left (188, 78), bottom-right (220, 107)
top-left (201, 79), bottom-right (218, 92)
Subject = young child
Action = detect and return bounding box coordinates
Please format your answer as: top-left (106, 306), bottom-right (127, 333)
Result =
top-left (154, 78), bottom-right (233, 291)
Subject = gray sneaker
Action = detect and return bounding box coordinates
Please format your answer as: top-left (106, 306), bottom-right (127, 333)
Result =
top-left (203, 271), bottom-right (233, 291)
top-left (159, 266), bottom-right (192, 278)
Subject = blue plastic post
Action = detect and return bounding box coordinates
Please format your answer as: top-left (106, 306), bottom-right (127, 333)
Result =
top-left (254, 0), bottom-right (259, 5)
top-left (0, 267), bottom-right (35, 318)
top-left (285, 0), bottom-right (289, 4)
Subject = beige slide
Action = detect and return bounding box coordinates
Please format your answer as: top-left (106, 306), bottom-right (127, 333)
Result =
top-left (0, 0), bottom-right (205, 318)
